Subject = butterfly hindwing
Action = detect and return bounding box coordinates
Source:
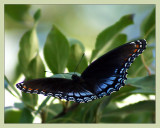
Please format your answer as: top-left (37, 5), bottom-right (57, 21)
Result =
top-left (16, 78), bottom-right (97, 103)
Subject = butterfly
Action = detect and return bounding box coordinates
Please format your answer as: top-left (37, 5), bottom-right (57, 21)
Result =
top-left (16, 39), bottom-right (147, 103)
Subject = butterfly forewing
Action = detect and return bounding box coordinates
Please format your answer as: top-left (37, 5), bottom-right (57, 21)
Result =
top-left (81, 39), bottom-right (147, 98)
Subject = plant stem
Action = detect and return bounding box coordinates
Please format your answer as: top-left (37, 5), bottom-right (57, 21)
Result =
top-left (141, 54), bottom-right (151, 75)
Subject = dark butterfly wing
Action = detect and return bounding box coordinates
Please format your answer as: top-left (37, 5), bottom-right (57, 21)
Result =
top-left (16, 39), bottom-right (147, 103)
top-left (81, 39), bottom-right (147, 98)
top-left (16, 78), bottom-right (97, 103)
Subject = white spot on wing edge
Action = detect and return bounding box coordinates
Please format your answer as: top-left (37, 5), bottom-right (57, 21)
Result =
top-left (130, 42), bottom-right (135, 44)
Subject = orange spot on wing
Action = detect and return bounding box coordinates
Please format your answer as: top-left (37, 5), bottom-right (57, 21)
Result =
top-left (136, 44), bottom-right (140, 48)
top-left (134, 49), bottom-right (138, 53)
top-left (28, 88), bottom-right (33, 90)
top-left (23, 86), bottom-right (27, 89)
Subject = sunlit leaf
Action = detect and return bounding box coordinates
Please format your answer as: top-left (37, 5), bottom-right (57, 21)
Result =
top-left (67, 38), bottom-right (88, 73)
top-left (18, 28), bottom-right (39, 79)
top-left (27, 54), bottom-right (45, 79)
top-left (44, 25), bottom-right (70, 74)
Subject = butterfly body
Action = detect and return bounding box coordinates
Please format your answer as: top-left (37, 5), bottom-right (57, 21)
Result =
top-left (16, 39), bottom-right (147, 103)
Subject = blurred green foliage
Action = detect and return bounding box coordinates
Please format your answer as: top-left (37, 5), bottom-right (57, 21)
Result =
top-left (5, 5), bottom-right (31, 22)
top-left (5, 5), bottom-right (155, 123)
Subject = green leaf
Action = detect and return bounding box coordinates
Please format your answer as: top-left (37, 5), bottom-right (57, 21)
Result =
top-left (18, 28), bottom-right (39, 79)
top-left (34, 9), bottom-right (41, 23)
top-left (27, 54), bottom-right (45, 79)
top-left (101, 105), bottom-right (154, 123)
top-left (111, 85), bottom-right (136, 99)
top-left (22, 93), bottom-right (38, 108)
top-left (4, 76), bottom-right (14, 95)
top-left (67, 38), bottom-right (88, 73)
top-left (5, 5), bottom-right (31, 22)
top-left (44, 25), bottom-right (70, 74)
top-left (141, 8), bottom-right (155, 42)
top-left (35, 97), bottom-right (51, 115)
top-left (14, 103), bottom-right (25, 109)
top-left (45, 103), bottom-right (63, 122)
top-left (105, 34), bottom-right (127, 53)
top-left (90, 14), bottom-right (134, 62)
top-left (4, 75), bottom-right (20, 98)
top-left (79, 101), bottom-right (100, 123)
top-left (103, 100), bottom-right (155, 117)
top-left (100, 115), bottom-right (122, 123)
top-left (68, 38), bottom-right (85, 51)
top-left (19, 107), bottom-right (34, 123)
top-left (126, 75), bottom-right (155, 94)
top-left (11, 63), bottom-right (22, 84)
top-left (95, 97), bottom-right (111, 122)
top-left (100, 102), bottom-right (123, 123)
top-left (122, 111), bottom-right (154, 123)
top-left (5, 108), bottom-right (22, 123)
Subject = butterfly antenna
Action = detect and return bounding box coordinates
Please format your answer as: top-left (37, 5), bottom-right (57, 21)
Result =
top-left (74, 53), bottom-right (85, 74)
